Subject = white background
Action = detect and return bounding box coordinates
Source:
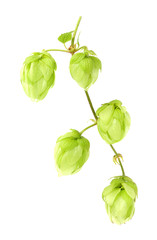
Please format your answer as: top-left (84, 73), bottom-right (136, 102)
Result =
top-left (0, 0), bottom-right (157, 239)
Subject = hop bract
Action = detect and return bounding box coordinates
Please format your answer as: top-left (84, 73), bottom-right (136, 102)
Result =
top-left (69, 52), bottom-right (101, 90)
top-left (20, 51), bottom-right (57, 101)
top-left (54, 129), bottom-right (90, 176)
top-left (96, 100), bottom-right (131, 144)
top-left (102, 176), bottom-right (138, 225)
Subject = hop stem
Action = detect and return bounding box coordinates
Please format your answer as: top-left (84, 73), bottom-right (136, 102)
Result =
top-left (80, 122), bottom-right (97, 135)
top-left (44, 49), bottom-right (71, 53)
top-left (71, 16), bottom-right (82, 47)
top-left (84, 91), bottom-right (98, 120)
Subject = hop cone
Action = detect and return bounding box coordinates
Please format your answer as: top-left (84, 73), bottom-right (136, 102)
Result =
top-left (102, 176), bottom-right (138, 225)
top-left (69, 52), bottom-right (101, 90)
top-left (20, 51), bottom-right (57, 101)
top-left (96, 100), bottom-right (131, 144)
top-left (54, 129), bottom-right (90, 176)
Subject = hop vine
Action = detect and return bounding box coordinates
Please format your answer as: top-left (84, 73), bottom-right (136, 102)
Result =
top-left (20, 16), bottom-right (138, 225)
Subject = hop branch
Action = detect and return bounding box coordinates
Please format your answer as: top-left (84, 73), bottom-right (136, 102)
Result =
top-left (20, 16), bottom-right (138, 225)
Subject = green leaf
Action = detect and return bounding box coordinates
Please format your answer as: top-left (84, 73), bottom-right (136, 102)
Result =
top-left (58, 31), bottom-right (74, 44)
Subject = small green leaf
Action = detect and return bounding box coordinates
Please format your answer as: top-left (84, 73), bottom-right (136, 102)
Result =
top-left (58, 31), bottom-right (74, 44)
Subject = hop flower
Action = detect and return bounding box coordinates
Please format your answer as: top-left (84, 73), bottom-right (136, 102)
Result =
top-left (54, 129), bottom-right (90, 176)
top-left (69, 52), bottom-right (101, 90)
top-left (96, 100), bottom-right (131, 144)
top-left (102, 176), bottom-right (138, 225)
top-left (20, 51), bottom-right (57, 101)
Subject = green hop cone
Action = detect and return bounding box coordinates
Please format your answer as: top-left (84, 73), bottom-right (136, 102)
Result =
top-left (102, 176), bottom-right (138, 225)
top-left (20, 51), bottom-right (57, 101)
top-left (54, 129), bottom-right (90, 176)
top-left (96, 100), bottom-right (131, 144)
top-left (69, 52), bottom-right (102, 90)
